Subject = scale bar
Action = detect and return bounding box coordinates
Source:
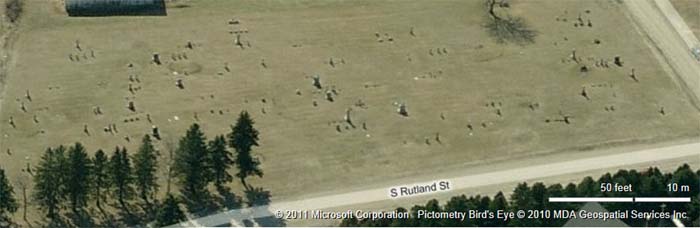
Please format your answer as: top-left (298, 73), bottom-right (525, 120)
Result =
top-left (634, 197), bottom-right (691, 202)
top-left (548, 197), bottom-right (633, 202)
top-left (549, 197), bottom-right (692, 203)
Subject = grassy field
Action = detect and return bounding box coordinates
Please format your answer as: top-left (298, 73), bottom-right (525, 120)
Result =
top-left (671, 0), bottom-right (700, 39)
top-left (1, 0), bottom-right (699, 224)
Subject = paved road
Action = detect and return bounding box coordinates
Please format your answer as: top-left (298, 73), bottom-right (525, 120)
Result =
top-left (624, 0), bottom-right (700, 102)
top-left (654, 0), bottom-right (700, 49)
top-left (169, 142), bottom-right (700, 227)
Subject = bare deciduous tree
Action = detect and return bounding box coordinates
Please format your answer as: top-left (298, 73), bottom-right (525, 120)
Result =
top-left (484, 0), bottom-right (536, 44)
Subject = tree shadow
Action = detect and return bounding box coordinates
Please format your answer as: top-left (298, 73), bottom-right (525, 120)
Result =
top-left (133, 199), bottom-right (160, 224)
top-left (112, 203), bottom-right (141, 226)
top-left (96, 213), bottom-right (119, 228)
top-left (244, 186), bottom-right (271, 207)
top-left (242, 219), bottom-right (255, 227)
top-left (483, 0), bottom-right (536, 45)
top-left (216, 185), bottom-right (242, 210)
top-left (65, 210), bottom-right (96, 227)
top-left (244, 186), bottom-right (286, 227)
top-left (40, 216), bottom-right (70, 228)
top-left (183, 192), bottom-right (220, 217)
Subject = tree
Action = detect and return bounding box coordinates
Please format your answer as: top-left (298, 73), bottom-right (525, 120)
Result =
top-left (33, 147), bottom-right (65, 220)
top-left (530, 182), bottom-right (547, 209)
top-left (109, 147), bottom-right (134, 215)
top-left (173, 123), bottom-right (211, 211)
top-left (66, 143), bottom-right (92, 213)
top-left (419, 199), bottom-right (442, 226)
top-left (577, 176), bottom-right (598, 197)
top-left (92, 150), bottom-right (110, 213)
top-left (5, 0), bottom-right (22, 23)
top-left (228, 111), bottom-right (262, 188)
top-left (509, 183), bottom-right (534, 226)
top-left (155, 194), bottom-right (185, 227)
top-left (484, 0), bottom-right (536, 44)
top-left (488, 192), bottom-right (508, 227)
top-left (443, 195), bottom-right (471, 226)
top-left (208, 135), bottom-right (233, 189)
top-left (0, 167), bottom-right (18, 226)
top-left (671, 164), bottom-right (699, 197)
top-left (133, 135), bottom-right (159, 210)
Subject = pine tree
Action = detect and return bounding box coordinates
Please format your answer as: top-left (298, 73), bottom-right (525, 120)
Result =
top-left (155, 194), bottom-right (185, 227)
top-left (442, 195), bottom-right (469, 226)
top-left (66, 143), bottom-right (92, 213)
top-left (109, 147), bottom-right (134, 215)
top-left (208, 135), bottom-right (233, 189)
top-left (489, 192), bottom-right (508, 227)
top-left (577, 176), bottom-right (598, 197)
top-left (33, 147), bottom-right (65, 220)
top-left (0, 167), bottom-right (18, 226)
top-left (92, 149), bottom-right (110, 214)
top-left (227, 111), bottom-right (262, 188)
top-left (563, 183), bottom-right (578, 197)
top-left (133, 135), bottom-right (159, 210)
top-left (173, 123), bottom-right (210, 210)
top-left (530, 182), bottom-right (547, 209)
top-left (509, 183), bottom-right (533, 226)
top-left (671, 164), bottom-right (699, 197)
top-left (420, 199), bottom-right (442, 226)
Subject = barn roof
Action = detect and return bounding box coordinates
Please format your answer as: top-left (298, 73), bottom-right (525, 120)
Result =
top-left (65, 0), bottom-right (167, 17)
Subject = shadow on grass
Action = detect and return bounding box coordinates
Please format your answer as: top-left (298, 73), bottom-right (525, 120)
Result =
top-left (65, 210), bottom-right (96, 227)
top-left (183, 192), bottom-right (220, 217)
top-left (134, 199), bottom-right (160, 224)
top-left (40, 216), bottom-right (70, 228)
top-left (245, 186), bottom-right (286, 227)
top-left (216, 185), bottom-right (242, 210)
top-left (112, 203), bottom-right (142, 226)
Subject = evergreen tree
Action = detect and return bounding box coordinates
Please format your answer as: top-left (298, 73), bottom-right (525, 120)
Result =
top-left (66, 143), bottom-right (92, 213)
top-left (443, 195), bottom-right (471, 226)
top-left (545, 183), bottom-right (571, 226)
top-left (488, 192), bottom-right (508, 227)
top-left (92, 149), bottom-right (110, 213)
top-left (0, 167), bottom-right (18, 226)
top-left (671, 164), bottom-right (699, 197)
top-left (109, 147), bottom-right (134, 215)
top-left (510, 183), bottom-right (532, 209)
top-left (227, 111), bottom-right (262, 188)
top-left (33, 147), bottom-right (65, 220)
top-left (530, 182), bottom-right (547, 209)
top-left (577, 176), bottom-right (598, 197)
top-left (421, 199), bottom-right (442, 226)
top-left (388, 207), bottom-right (409, 227)
top-left (155, 194), bottom-right (186, 227)
top-left (173, 123), bottom-right (210, 211)
top-left (208, 135), bottom-right (233, 189)
top-left (563, 183), bottom-right (578, 197)
top-left (133, 135), bottom-right (159, 210)
top-left (339, 217), bottom-right (359, 227)
top-left (509, 183), bottom-right (533, 226)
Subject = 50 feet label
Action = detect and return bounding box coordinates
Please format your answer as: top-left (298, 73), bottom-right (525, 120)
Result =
top-left (389, 180), bottom-right (451, 198)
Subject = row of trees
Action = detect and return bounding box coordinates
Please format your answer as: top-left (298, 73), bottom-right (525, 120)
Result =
top-left (341, 164), bottom-right (700, 227)
top-left (172, 111), bottom-right (263, 214)
top-left (0, 111), bottom-right (263, 227)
